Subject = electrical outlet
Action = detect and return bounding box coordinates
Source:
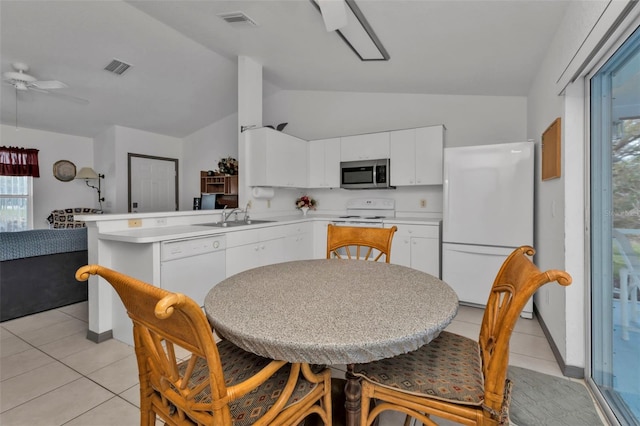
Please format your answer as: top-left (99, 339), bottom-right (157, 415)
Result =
top-left (128, 219), bottom-right (142, 228)
top-left (156, 218), bottom-right (167, 226)
top-left (247, 200), bottom-right (252, 209)
top-left (420, 199), bottom-right (427, 208)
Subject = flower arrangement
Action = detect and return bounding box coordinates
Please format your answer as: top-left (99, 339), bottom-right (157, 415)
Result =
top-left (217, 157), bottom-right (238, 175)
top-left (295, 195), bottom-right (317, 210)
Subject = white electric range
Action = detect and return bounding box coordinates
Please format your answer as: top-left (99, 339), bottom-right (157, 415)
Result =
top-left (332, 198), bottom-right (395, 227)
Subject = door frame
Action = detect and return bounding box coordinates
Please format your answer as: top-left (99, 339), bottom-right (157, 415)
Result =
top-left (127, 153), bottom-right (179, 213)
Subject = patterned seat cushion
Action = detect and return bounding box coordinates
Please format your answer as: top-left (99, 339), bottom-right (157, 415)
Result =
top-left (47, 208), bottom-right (101, 228)
top-left (353, 331), bottom-right (484, 406)
top-left (174, 339), bottom-right (319, 426)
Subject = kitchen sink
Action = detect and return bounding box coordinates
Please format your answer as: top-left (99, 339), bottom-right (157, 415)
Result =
top-left (196, 219), bottom-right (275, 228)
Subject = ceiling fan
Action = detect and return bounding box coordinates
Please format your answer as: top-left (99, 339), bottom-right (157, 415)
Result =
top-left (2, 62), bottom-right (88, 104)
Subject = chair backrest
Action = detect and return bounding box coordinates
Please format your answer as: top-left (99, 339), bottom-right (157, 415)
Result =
top-left (75, 265), bottom-right (234, 425)
top-left (478, 246), bottom-right (572, 414)
top-left (614, 229), bottom-right (640, 272)
top-left (326, 224), bottom-right (397, 262)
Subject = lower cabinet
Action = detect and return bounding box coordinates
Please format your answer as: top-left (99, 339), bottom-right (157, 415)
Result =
top-left (386, 223), bottom-right (441, 278)
top-left (225, 227), bottom-right (285, 277)
top-left (281, 222), bottom-right (313, 261)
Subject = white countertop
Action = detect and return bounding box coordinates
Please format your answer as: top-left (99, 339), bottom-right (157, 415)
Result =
top-left (94, 214), bottom-right (441, 244)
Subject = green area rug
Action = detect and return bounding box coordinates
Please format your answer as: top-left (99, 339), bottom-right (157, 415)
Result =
top-left (508, 366), bottom-right (603, 426)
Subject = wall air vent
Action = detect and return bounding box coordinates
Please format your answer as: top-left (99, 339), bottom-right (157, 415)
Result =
top-left (216, 11), bottom-right (258, 27)
top-left (104, 59), bottom-right (132, 75)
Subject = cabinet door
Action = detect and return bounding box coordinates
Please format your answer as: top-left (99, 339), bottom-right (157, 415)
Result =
top-left (411, 237), bottom-right (440, 278)
top-left (324, 138), bottom-right (341, 188)
top-left (309, 138), bottom-right (341, 188)
top-left (341, 132), bottom-right (390, 161)
top-left (313, 221), bottom-right (331, 259)
top-left (390, 129), bottom-right (416, 186)
top-left (260, 237), bottom-right (285, 267)
top-left (308, 140), bottom-right (326, 188)
top-left (246, 128), bottom-right (308, 188)
top-left (226, 244), bottom-right (259, 277)
top-left (390, 234), bottom-right (411, 267)
top-left (415, 126), bottom-right (444, 185)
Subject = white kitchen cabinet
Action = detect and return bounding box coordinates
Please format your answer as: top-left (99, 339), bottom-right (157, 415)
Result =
top-left (312, 220), bottom-right (331, 259)
top-left (225, 226), bottom-right (285, 277)
top-left (246, 127), bottom-right (308, 188)
top-left (390, 125), bottom-right (444, 186)
top-left (308, 138), bottom-right (341, 188)
top-left (387, 222), bottom-right (440, 278)
top-left (341, 132), bottom-right (390, 161)
top-left (281, 222), bottom-right (313, 261)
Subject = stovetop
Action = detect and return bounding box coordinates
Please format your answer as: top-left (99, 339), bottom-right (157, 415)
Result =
top-left (337, 199), bottom-right (396, 222)
top-left (338, 215), bottom-right (388, 219)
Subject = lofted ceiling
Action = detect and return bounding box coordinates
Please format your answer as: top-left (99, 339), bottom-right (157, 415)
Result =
top-left (0, 0), bottom-right (571, 139)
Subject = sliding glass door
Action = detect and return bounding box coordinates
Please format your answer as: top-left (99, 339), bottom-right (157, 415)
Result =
top-left (591, 25), bottom-right (640, 425)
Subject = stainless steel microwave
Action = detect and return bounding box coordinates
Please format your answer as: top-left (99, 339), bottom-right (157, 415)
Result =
top-left (340, 159), bottom-right (392, 189)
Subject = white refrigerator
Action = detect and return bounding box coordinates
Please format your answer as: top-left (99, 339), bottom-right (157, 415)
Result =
top-left (442, 141), bottom-right (535, 318)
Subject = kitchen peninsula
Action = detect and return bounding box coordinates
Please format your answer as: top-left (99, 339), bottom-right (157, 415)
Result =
top-left (77, 209), bottom-right (441, 345)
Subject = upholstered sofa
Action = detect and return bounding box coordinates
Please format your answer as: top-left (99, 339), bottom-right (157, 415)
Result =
top-left (0, 208), bottom-right (97, 322)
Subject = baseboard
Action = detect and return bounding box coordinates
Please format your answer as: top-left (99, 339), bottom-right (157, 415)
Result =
top-left (534, 304), bottom-right (584, 379)
top-left (87, 329), bottom-right (113, 343)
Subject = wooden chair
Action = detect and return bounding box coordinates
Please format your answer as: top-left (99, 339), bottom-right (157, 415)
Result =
top-left (352, 246), bottom-right (572, 426)
top-left (76, 265), bottom-right (332, 426)
top-left (326, 224), bottom-right (397, 263)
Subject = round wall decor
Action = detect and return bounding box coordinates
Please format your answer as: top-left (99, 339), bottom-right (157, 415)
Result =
top-left (53, 160), bottom-right (76, 182)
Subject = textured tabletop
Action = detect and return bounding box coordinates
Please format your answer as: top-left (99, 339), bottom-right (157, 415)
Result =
top-left (205, 259), bottom-right (459, 364)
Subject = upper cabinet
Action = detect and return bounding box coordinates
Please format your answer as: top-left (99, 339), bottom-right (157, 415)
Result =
top-left (390, 125), bottom-right (444, 186)
top-left (246, 128), bottom-right (308, 188)
top-left (308, 138), bottom-right (340, 188)
top-left (341, 132), bottom-right (390, 161)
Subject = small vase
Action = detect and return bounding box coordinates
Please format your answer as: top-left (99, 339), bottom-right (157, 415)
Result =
top-left (300, 206), bottom-right (309, 216)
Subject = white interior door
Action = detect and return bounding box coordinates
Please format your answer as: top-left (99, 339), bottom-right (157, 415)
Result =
top-left (129, 155), bottom-right (177, 212)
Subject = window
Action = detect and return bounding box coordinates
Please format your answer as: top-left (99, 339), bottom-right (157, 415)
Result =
top-left (590, 24), bottom-right (640, 424)
top-left (0, 175), bottom-right (33, 231)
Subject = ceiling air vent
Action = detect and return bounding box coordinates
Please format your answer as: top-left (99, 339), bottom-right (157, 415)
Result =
top-left (217, 11), bottom-right (258, 27)
top-left (104, 59), bottom-right (132, 75)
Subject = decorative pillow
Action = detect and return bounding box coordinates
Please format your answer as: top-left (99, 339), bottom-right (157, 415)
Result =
top-left (47, 208), bottom-right (101, 229)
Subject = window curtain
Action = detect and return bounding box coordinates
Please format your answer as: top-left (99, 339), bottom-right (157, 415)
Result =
top-left (0, 146), bottom-right (40, 177)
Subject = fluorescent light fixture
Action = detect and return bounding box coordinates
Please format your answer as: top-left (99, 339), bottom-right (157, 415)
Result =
top-left (311, 0), bottom-right (390, 61)
top-left (317, 0), bottom-right (348, 31)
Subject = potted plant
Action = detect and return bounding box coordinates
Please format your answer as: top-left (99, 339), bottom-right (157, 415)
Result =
top-left (295, 195), bottom-right (317, 216)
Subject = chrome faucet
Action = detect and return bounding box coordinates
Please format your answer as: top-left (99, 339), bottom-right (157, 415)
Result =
top-left (244, 201), bottom-right (251, 223)
top-left (221, 206), bottom-right (242, 223)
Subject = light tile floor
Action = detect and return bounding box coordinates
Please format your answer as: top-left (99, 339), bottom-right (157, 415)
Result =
top-left (0, 302), bottom-right (590, 425)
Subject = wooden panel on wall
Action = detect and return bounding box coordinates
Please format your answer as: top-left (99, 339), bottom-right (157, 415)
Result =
top-left (542, 117), bottom-right (561, 180)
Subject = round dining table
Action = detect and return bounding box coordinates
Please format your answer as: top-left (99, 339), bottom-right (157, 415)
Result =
top-left (204, 259), bottom-right (459, 426)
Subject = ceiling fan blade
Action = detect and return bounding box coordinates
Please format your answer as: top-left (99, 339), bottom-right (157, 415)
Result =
top-left (31, 80), bottom-right (68, 90)
top-left (30, 87), bottom-right (89, 105)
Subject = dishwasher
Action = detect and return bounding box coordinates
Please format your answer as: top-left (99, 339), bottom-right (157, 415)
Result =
top-left (160, 235), bottom-right (226, 307)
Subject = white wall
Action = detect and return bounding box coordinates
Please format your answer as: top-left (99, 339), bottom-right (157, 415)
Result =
top-left (94, 125), bottom-right (184, 213)
top-left (264, 91), bottom-right (527, 147)
top-left (0, 124), bottom-right (95, 228)
top-left (182, 113), bottom-right (238, 210)
top-left (256, 90), bottom-right (527, 217)
top-left (527, 0), bottom-right (638, 372)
